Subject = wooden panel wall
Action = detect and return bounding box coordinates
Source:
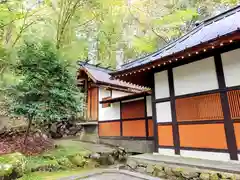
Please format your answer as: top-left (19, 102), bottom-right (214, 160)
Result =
top-left (176, 93), bottom-right (223, 121)
top-left (99, 97), bottom-right (153, 142)
top-left (122, 120), bottom-right (146, 137)
top-left (227, 90), bottom-right (240, 119)
top-left (179, 124), bottom-right (227, 149)
top-left (121, 99), bottom-right (145, 119)
top-left (158, 125), bottom-right (173, 146)
top-left (148, 119), bottom-right (154, 137)
top-left (234, 123), bottom-right (240, 149)
top-left (99, 121), bottom-right (120, 136)
top-left (87, 87), bottom-right (99, 120)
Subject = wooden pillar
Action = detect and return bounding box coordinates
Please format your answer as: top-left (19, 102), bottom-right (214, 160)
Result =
top-left (168, 68), bottom-right (180, 155)
top-left (214, 54), bottom-right (238, 160)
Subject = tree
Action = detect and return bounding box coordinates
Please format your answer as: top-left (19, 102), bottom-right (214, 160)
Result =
top-left (7, 40), bottom-right (82, 144)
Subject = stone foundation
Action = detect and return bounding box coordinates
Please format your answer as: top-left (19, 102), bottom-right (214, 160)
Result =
top-left (99, 138), bottom-right (154, 153)
top-left (78, 123), bottom-right (99, 143)
top-left (126, 158), bottom-right (240, 180)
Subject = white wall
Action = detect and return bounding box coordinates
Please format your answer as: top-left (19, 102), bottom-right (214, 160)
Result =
top-left (222, 48), bottom-right (240, 87)
top-left (173, 57), bottom-right (218, 96)
top-left (180, 150), bottom-right (230, 161)
top-left (154, 70), bottom-right (170, 99)
top-left (112, 90), bottom-right (131, 98)
top-left (98, 88), bottom-right (120, 121)
top-left (146, 96), bottom-right (152, 117)
top-left (156, 101), bottom-right (172, 123)
top-left (158, 148), bottom-right (175, 156)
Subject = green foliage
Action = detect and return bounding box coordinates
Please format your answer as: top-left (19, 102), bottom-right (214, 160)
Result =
top-left (8, 40), bottom-right (82, 124)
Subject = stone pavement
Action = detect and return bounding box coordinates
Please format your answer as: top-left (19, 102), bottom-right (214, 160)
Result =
top-left (58, 169), bottom-right (162, 180)
top-left (129, 153), bottom-right (240, 174)
top-left (55, 139), bottom-right (115, 154)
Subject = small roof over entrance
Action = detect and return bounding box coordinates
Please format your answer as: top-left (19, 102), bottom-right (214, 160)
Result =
top-left (100, 90), bottom-right (151, 104)
top-left (77, 62), bottom-right (148, 92)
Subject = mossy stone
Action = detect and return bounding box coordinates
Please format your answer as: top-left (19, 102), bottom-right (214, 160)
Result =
top-left (164, 167), bottom-right (174, 176)
top-left (172, 167), bottom-right (184, 177)
top-left (1, 152), bottom-right (26, 177)
top-left (146, 164), bottom-right (155, 174)
top-left (200, 173), bottom-right (210, 180)
top-left (0, 164), bottom-right (13, 177)
top-left (68, 155), bottom-right (86, 167)
top-left (57, 158), bottom-right (75, 169)
top-left (210, 173), bottom-right (219, 180)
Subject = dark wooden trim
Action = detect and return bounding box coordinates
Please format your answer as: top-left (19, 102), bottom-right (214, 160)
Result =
top-left (177, 120), bottom-right (225, 125)
top-left (121, 116), bottom-right (153, 121)
top-left (180, 146), bottom-right (229, 153)
top-left (158, 145), bottom-right (175, 149)
top-left (226, 85), bottom-right (240, 91)
top-left (214, 53), bottom-right (238, 160)
top-left (120, 101), bottom-right (123, 136)
top-left (233, 119), bottom-right (240, 123)
top-left (158, 120), bottom-right (225, 126)
top-left (168, 68), bottom-right (180, 155)
top-left (175, 89), bottom-right (221, 99)
top-left (122, 117), bottom-right (146, 121)
top-left (154, 97), bottom-right (171, 103)
top-left (99, 136), bottom-right (154, 140)
top-left (151, 75), bottom-right (159, 152)
top-left (144, 96), bottom-right (149, 138)
top-left (157, 122), bottom-right (173, 126)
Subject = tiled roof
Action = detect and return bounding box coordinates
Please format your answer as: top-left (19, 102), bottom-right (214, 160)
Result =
top-left (78, 62), bottom-right (146, 92)
top-left (117, 5), bottom-right (240, 72)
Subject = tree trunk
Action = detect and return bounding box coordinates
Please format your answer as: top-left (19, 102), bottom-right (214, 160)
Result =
top-left (23, 114), bottom-right (33, 145)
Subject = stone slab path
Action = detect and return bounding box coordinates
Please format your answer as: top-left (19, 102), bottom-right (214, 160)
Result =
top-left (129, 153), bottom-right (240, 174)
top-left (58, 169), bottom-right (162, 180)
top-left (55, 139), bottom-right (115, 154)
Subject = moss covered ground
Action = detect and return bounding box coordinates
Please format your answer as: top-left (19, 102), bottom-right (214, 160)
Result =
top-left (18, 169), bottom-right (92, 180)
top-left (1, 139), bottom-right (99, 180)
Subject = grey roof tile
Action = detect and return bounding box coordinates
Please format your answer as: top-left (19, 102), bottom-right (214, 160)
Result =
top-left (118, 6), bottom-right (240, 72)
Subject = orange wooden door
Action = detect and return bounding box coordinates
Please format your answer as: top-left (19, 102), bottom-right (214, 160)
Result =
top-left (87, 87), bottom-right (99, 120)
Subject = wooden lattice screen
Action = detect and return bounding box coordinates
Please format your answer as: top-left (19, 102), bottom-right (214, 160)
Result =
top-left (176, 93), bottom-right (224, 121)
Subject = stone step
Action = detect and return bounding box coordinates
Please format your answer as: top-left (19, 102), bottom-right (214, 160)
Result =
top-left (129, 153), bottom-right (240, 174)
top-left (126, 153), bottom-right (240, 180)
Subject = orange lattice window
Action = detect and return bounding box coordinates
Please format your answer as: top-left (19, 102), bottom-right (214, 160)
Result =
top-left (176, 93), bottom-right (224, 121)
top-left (227, 90), bottom-right (240, 120)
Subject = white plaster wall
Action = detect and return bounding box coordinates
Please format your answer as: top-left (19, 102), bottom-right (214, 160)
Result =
top-left (158, 148), bottom-right (175, 156)
top-left (156, 101), bottom-right (172, 123)
top-left (173, 57), bottom-right (218, 96)
top-left (146, 96), bottom-right (152, 117)
top-left (112, 90), bottom-right (131, 98)
top-left (180, 150), bottom-right (230, 161)
top-left (98, 88), bottom-right (120, 121)
top-left (221, 48), bottom-right (240, 87)
top-left (154, 70), bottom-right (170, 99)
